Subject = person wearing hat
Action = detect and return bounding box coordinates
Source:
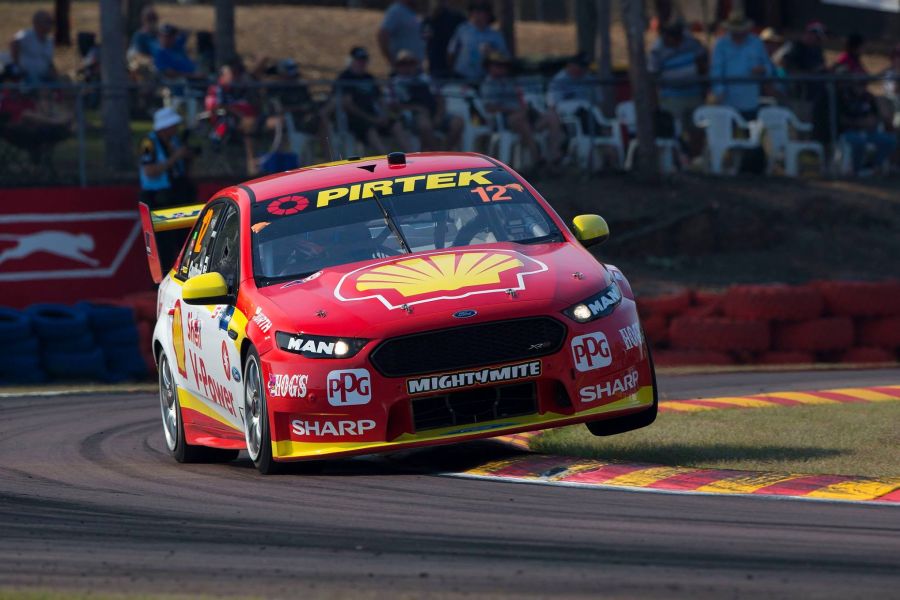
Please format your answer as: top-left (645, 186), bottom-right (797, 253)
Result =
top-left (710, 10), bottom-right (772, 119)
top-left (648, 16), bottom-right (707, 138)
top-left (139, 107), bottom-right (195, 208)
top-left (333, 46), bottom-right (405, 154)
top-left (447, 1), bottom-right (508, 83)
top-left (388, 49), bottom-right (462, 150)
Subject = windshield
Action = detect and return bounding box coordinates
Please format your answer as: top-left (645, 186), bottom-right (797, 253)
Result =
top-left (251, 167), bottom-right (561, 285)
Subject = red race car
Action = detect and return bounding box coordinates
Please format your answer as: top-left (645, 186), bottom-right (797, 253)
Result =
top-left (140, 152), bottom-right (657, 473)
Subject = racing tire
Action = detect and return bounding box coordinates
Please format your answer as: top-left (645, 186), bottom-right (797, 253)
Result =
top-left (243, 348), bottom-right (282, 474)
top-left (27, 304), bottom-right (90, 339)
top-left (586, 349), bottom-right (658, 437)
top-left (0, 307), bottom-right (31, 340)
top-left (158, 352), bottom-right (238, 464)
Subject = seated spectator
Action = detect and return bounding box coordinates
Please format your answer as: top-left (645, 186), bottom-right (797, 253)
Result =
top-left (423, 0), bottom-right (466, 79)
top-left (547, 52), bottom-right (603, 108)
top-left (833, 33), bottom-right (867, 75)
top-left (333, 46), bottom-right (407, 155)
top-left (837, 78), bottom-right (896, 175)
top-left (388, 49), bottom-right (463, 150)
top-left (647, 17), bottom-right (706, 136)
top-left (206, 57), bottom-right (283, 175)
top-left (447, 1), bottom-right (508, 84)
top-left (10, 10), bottom-right (56, 84)
top-left (0, 80), bottom-right (71, 164)
top-left (153, 24), bottom-right (198, 79)
top-left (378, 0), bottom-right (425, 67)
top-left (710, 10), bottom-right (771, 120)
top-left (481, 52), bottom-right (563, 170)
top-left (267, 58), bottom-right (333, 159)
top-left (139, 107), bottom-right (196, 207)
top-left (128, 5), bottom-right (160, 62)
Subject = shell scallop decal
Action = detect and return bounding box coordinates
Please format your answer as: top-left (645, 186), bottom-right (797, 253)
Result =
top-left (335, 250), bottom-right (548, 309)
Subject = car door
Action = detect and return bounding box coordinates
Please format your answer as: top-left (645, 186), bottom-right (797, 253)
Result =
top-left (193, 202), bottom-right (245, 432)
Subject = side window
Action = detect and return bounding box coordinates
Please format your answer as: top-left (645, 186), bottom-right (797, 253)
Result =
top-left (177, 203), bottom-right (225, 280)
top-left (206, 205), bottom-right (240, 289)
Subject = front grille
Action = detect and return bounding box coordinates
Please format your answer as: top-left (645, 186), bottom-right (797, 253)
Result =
top-left (411, 383), bottom-right (538, 432)
top-left (369, 317), bottom-right (567, 377)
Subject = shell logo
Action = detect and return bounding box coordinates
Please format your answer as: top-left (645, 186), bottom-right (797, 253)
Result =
top-left (335, 250), bottom-right (548, 310)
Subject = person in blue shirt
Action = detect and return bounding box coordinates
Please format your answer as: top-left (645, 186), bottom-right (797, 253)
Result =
top-left (152, 24), bottom-right (197, 78)
top-left (378, 0), bottom-right (425, 66)
top-left (129, 5), bottom-right (160, 60)
top-left (547, 52), bottom-right (603, 108)
top-left (447, 1), bottom-right (508, 84)
top-left (710, 11), bottom-right (772, 120)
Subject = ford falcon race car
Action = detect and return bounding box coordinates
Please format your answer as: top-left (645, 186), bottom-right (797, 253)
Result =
top-left (140, 152), bottom-right (657, 474)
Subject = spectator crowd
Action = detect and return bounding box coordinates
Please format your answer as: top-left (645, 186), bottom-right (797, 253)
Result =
top-left (1, 1), bottom-right (899, 187)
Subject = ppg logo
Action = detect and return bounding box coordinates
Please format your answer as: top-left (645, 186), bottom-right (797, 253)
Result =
top-left (570, 332), bottom-right (612, 372)
top-left (327, 369), bottom-right (372, 406)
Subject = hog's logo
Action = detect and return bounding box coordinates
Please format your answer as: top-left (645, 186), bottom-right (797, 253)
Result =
top-left (335, 250), bottom-right (547, 310)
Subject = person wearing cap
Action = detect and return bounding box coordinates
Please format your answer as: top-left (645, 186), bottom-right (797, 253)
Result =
top-left (481, 52), bottom-right (563, 170)
top-left (139, 107), bottom-right (195, 208)
top-left (710, 10), bottom-right (772, 119)
top-left (388, 49), bottom-right (462, 150)
top-left (152, 24), bottom-right (198, 79)
top-left (268, 58), bottom-right (333, 159)
top-left (378, 0), bottom-right (425, 66)
top-left (648, 16), bottom-right (707, 136)
top-left (10, 10), bottom-right (56, 83)
top-left (333, 46), bottom-right (405, 154)
top-left (447, 1), bottom-right (508, 84)
top-left (779, 21), bottom-right (826, 77)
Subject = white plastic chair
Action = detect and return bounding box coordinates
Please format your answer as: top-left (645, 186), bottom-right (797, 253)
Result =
top-left (692, 105), bottom-right (763, 175)
top-left (283, 113), bottom-right (316, 166)
top-left (756, 106), bottom-right (824, 176)
top-left (442, 84), bottom-right (492, 152)
top-left (615, 100), bottom-right (681, 174)
top-left (556, 100), bottom-right (624, 170)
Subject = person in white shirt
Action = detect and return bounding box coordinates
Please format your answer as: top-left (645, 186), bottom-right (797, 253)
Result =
top-left (10, 10), bottom-right (56, 83)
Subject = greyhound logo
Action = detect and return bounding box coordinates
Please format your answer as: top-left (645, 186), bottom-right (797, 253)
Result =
top-left (0, 231), bottom-right (99, 267)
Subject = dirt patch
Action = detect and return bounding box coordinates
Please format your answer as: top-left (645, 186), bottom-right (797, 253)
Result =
top-left (532, 173), bottom-right (900, 295)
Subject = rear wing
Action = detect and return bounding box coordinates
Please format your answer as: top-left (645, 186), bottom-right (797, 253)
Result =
top-left (138, 202), bottom-right (205, 284)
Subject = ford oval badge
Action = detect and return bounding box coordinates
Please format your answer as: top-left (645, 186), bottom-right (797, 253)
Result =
top-left (453, 309), bottom-right (478, 319)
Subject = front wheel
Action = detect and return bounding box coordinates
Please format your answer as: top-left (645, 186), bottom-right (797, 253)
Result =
top-left (585, 348), bottom-right (658, 437)
top-left (243, 348), bottom-right (281, 474)
top-left (159, 352), bottom-right (238, 463)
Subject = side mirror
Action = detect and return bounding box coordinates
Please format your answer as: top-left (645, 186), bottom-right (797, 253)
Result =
top-left (182, 272), bottom-right (232, 305)
top-left (572, 214), bottom-right (610, 247)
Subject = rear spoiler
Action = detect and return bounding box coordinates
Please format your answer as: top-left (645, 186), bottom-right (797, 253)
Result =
top-left (138, 202), bottom-right (205, 284)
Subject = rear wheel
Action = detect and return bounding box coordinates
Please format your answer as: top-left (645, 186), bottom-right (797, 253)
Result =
top-left (159, 352), bottom-right (239, 463)
top-left (586, 349), bottom-right (658, 437)
top-left (243, 348), bottom-right (281, 474)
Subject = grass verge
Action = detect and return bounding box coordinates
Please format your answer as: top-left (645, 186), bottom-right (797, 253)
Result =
top-left (532, 402), bottom-right (900, 478)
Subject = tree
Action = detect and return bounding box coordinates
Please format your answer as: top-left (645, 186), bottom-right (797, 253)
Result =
top-left (497, 0), bottom-right (515, 58)
top-left (595, 0), bottom-right (614, 117)
top-left (215, 0), bottom-right (237, 68)
top-left (621, 0), bottom-right (658, 180)
top-left (99, 0), bottom-right (133, 171)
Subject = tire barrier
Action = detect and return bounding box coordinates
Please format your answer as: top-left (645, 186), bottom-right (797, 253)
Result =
top-left (0, 298), bottom-right (157, 385)
top-left (639, 279), bottom-right (900, 366)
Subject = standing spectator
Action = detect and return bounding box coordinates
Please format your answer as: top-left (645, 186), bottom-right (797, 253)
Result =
top-left (833, 33), bottom-right (867, 75)
top-left (710, 10), bottom-right (771, 120)
top-left (423, 0), bottom-right (465, 79)
top-left (547, 52), bottom-right (603, 108)
top-left (388, 49), bottom-right (463, 150)
top-left (837, 79), bottom-right (895, 175)
top-left (10, 10), bottom-right (56, 83)
top-left (481, 52), bottom-right (563, 170)
top-left (152, 24), bottom-right (198, 79)
top-left (139, 107), bottom-right (195, 208)
top-left (647, 17), bottom-right (707, 134)
top-left (378, 0), bottom-right (425, 67)
top-left (777, 20), bottom-right (827, 120)
top-left (447, 1), bottom-right (508, 84)
top-left (128, 5), bottom-right (161, 61)
top-left (334, 46), bottom-right (409, 155)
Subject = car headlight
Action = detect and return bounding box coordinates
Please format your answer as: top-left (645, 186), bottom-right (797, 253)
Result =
top-left (562, 281), bottom-right (622, 323)
top-left (275, 331), bottom-right (368, 358)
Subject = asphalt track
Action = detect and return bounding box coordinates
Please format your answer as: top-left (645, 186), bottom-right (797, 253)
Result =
top-left (1, 368), bottom-right (899, 599)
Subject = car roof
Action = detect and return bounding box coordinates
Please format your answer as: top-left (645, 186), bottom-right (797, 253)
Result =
top-left (241, 152), bottom-right (500, 202)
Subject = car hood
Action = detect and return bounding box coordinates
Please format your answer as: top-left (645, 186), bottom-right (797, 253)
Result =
top-left (259, 242), bottom-right (610, 339)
